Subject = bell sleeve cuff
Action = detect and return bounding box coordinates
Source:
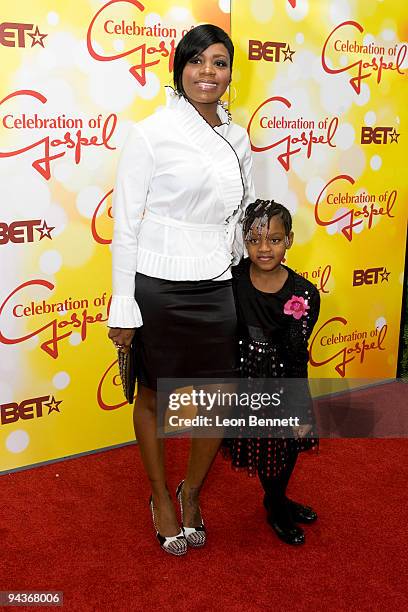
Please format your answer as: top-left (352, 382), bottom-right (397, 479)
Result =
top-left (108, 295), bottom-right (143, 328)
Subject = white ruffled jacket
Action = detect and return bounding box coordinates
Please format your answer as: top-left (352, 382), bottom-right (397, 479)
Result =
top-left (108, 87), bottom-right (255, 328)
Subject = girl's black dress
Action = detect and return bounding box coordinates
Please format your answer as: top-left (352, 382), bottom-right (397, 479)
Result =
top-left (222, 258), bottom-right (321, 478)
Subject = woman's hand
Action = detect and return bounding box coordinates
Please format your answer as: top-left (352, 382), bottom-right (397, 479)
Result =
top-left (108, 327), bottom-right (136, 354)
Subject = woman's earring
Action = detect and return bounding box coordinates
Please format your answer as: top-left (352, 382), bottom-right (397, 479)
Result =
top-left (171, 83), bottom-right (182, 97)
top-left (217, 98), bottom-right (232, 122)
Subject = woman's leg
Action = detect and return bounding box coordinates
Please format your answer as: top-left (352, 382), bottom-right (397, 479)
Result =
top-left (182, 437), bottom-right (222, 526)
top-left (182, 381), bottom-right (236, 526)
top-left (133, 384), bottom-right (180, 536)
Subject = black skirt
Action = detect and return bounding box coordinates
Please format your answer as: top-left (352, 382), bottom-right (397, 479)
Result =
top-left (133, 273), bottom-right (238, 390)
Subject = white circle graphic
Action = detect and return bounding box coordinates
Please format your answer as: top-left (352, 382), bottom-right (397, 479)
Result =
top-left (47, 12), bottom-right (59, 26)
top-left (6, 430), bottom-right (30, 453)
top-left (370, 155), bottom-right (382, 171)
top-left (39, 250), bottom-right (63, 275)
top-left (53, 371), bottom-right (70, 389)
top-left (364, 111), bottom-right (376, 127)
top-left (218, 0), bottom-right (230, 14)
top-left (375, 317), bottom-right (386, 330)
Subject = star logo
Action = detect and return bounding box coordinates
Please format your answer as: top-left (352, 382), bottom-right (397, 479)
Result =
top-left (45, 395), bottom-right (63, 415)
top-left (27, 26), bottom-right (48, 48)
top-left (283, 45), bottom-right (296, 62)
top-left (380, 268), bottom-right (390, 282)
top-left (35, 220), bottom-right (55, 241)
top-left (390, 128), bottom-right (400, 144)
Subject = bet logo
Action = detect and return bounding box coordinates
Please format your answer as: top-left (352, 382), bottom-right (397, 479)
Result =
top-left (1, 395), bottom-right (62, 425)
top-left (361, 126), bottom-right (400, 145)
top-left (0, 22), bottom-right (47, 48)
top-left (0, 220), bottom-right (54, 245)
top-left (248, 40), bottom-right (295, 63)
top-left (353, 267), bottom-right (390, 286)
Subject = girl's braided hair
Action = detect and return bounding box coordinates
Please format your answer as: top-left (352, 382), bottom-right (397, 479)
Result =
top-left (243, 199), bottom-right (292, 241)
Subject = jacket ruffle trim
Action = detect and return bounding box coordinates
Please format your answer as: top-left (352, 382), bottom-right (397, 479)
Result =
top-left (165, 87), bottom-right (244, 225)
top-left (136, 244), bottom-right (232, 281)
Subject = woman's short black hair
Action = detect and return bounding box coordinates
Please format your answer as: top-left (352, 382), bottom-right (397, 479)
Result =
top-left (243, 199), bottom-right (293, 239)
top-left (173, 24), bottom-right (234, 95)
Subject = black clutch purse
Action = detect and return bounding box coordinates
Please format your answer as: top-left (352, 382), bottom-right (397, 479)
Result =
top-left (117, 345), bottom-right (137, 404)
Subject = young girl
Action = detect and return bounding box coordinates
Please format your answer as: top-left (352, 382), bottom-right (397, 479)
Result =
top-left (224, 199), bottom-right (320, 546)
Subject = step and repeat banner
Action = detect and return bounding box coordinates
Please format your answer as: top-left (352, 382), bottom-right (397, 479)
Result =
top-left (0, 0), bottom-right (406, 472)
top-left (231, 0), bottom-right (407, 379)
top-left (0, 0), bottom-right (229, 472)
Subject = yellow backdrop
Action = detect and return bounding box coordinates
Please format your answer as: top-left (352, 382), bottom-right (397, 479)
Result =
top-left (0, 0), bottom-right (406, 472)
top-left (231, 0), bottom-right (407, 379)
top-left (0, 0), bottom-right (229, 472)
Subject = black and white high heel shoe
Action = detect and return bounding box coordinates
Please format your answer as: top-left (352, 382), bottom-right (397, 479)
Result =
top-left (176, 481), bottom-right (206, 548)
top-left (149, 496), bottom-right (187, 556)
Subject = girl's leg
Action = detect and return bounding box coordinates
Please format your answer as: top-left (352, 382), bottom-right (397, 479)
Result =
top-left (259, 447), bottom-right (317, 523)
top-left (133, 384), bottom-right (180, 536)
top-left (258, 447), bottom-right (305, 544)
top-left (258, 449), bottom-right (299, 520)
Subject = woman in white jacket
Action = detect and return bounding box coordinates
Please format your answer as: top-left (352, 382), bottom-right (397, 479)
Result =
top-left (108, 24), bottom-right (254, 555)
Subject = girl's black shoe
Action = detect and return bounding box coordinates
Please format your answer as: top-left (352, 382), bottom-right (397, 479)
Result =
top-left (267, 512), bottom-right (305, 545)
top-left (286, 499), bottom-right (317, 523)
top-left (266, 501), bottom-right (305, 545)
top-left (263, 494), bottom-right (317, 523)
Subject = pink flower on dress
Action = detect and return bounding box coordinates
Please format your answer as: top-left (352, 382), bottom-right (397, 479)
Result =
top-left (284, 295), bottom-right (309, 320)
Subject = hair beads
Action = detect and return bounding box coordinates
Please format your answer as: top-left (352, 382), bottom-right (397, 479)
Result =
top-left (243, 199), bottom-right (293, 242)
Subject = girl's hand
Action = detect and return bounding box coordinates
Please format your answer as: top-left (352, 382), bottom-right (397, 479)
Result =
top-left (108, 327), bottom-right (136, 354)
top-left (292, 423), bottom-right (312, 438)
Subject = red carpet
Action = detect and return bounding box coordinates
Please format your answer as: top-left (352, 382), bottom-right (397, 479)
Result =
top-left (2, 439), bottom-right (408, 611)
